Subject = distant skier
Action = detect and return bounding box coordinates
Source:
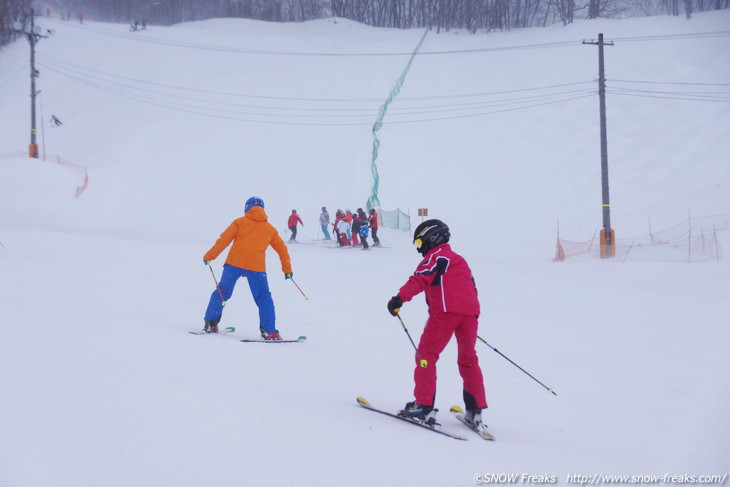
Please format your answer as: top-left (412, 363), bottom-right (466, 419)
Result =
top-left (51, 115), bottom-right (63, 126)
top-left (202, 196), bottom-right (293, 340)
top-left (357, 208), bottom-right (370, 250)
top-left (368, 208), bottom-right (380, 246)
top-left (335, 211), bottom-right (351, 247)
top-left (387, 219), bottom-right (488, 429)
top-left (351, 212), bottom-right (361, 247)
top-left (319, 207), bottom-right (331, 240)
top-left (344, 210), bottom-right (353, 242)
top-left (287, 209), bottom-right (303, 242)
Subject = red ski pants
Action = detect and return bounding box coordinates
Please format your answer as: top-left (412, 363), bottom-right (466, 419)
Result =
top-left (413, 313), bottom-right (488, 409)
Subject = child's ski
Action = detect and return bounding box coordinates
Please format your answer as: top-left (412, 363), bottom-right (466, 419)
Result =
top-left (356, 397), bottom-right (467, 440)
top-left (188, 327), bottom-right (236, 335)
top-left (449, 405), bottom-right (496, 440)
top-left (240, 335), bottom-right (307, 343)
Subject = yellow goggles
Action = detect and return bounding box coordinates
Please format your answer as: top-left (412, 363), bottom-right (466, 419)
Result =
top-left (414, 238), bottom-right (423, 249)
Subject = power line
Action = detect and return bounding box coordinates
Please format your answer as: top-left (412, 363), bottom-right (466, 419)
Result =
top-left (607, 90), bottom-right (730, 102)
top-left (609, 30), bottom-right (730, 42)
top-left (32, 24), bottom-right (729, 125)
top-left (37, 60), bottom-right (595, 125)
top-left (608, 78), bottom-right (730, 87)
top-left (605, 78), bottom-right (730, 101)
top-left (40, 56), bottom-right (594, 105)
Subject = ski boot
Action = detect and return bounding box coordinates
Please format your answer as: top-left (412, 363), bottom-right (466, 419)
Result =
top-left (264, 331), bottom-right (282, 341)
top-left (464, 408), bottom-right (488, 429)
top-left (204, 316), bottom-right (221, 333)
top-left (398, 401), bottom-right (440, 427)
top-left (260, 327), bottom-right (282, 341)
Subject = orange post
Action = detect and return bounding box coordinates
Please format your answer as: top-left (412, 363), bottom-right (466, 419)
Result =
top-left (600, 228), bottom-right (615, 258)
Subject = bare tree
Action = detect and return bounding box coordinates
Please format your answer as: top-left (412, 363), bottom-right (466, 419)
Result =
top-left (5, 0), bottom-right (724, 39)
top-left (1, 0), bottom-right (32, 48)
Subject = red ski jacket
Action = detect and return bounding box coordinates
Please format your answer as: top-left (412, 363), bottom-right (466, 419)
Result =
top-left (368, 213), bottom-right (378, 229)
top-left (288, 213), bottom-right (303, 227)
top-left (397, 243), bottom-right (480, 317)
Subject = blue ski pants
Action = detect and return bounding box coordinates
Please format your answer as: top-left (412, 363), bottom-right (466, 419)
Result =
top-left (204, 264), bottom-right (276, 333)
top-left (321, 224), bottom-right (331, 240)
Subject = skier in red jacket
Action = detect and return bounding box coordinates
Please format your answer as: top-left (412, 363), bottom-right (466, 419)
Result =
top-left (368, 208), bottom-right (380, 246)
top-left (287, 209), bottom-right (303, 242)
top-left (387, 219), bottom-right (488, 429)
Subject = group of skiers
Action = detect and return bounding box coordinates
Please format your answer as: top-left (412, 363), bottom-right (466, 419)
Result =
top-left (318, 207), bottom-right (380, 249)
top-left (130, 19), bottom-right (147, 31)
top-left (283, 207), bottom-right (381, 250)
top-left (200, 196), bottom-right (488, 434)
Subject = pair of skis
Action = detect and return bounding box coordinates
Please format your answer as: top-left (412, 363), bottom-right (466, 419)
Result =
top-left (356, 396), bottom-right (495, 441)
top-left (188, 327), bottom-right (306, 343)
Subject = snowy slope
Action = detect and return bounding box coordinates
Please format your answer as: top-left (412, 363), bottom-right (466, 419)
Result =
top-left (1, 11), bottom-right (729, 487)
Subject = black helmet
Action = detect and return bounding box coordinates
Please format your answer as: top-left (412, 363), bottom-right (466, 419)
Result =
top-left (413, 219), bottom-right (450, 256)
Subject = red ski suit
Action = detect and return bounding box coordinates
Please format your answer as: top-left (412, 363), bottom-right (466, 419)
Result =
top-left (397, 243), bottom-right (487, 409)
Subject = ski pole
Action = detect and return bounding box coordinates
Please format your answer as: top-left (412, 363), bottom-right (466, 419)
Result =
top-left (207, 263), bottom-right (226, 306)
top-left (289, 277), bottom-right (308, 300)
top-left (477, 335), bottom-right (556, 396)
top-left (395, 312), bottom-right (428, 368)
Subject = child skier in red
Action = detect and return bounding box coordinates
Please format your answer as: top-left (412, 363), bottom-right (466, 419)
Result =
top-left (387, 219), bottom-right (488, 429)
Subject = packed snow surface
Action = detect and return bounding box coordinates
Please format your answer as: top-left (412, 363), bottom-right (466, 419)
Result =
top-left (1, 10), bottom-right (729, 487)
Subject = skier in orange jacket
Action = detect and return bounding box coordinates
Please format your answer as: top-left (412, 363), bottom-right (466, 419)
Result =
top-left (203, 197), bottom-right (292, 340)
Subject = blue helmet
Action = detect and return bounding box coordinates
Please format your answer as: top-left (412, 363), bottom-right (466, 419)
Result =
top-left (245, 196), bottom-right (264, 213)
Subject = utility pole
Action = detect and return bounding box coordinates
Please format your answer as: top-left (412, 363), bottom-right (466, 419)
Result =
top-left (583, 33), bottom-right (615, 258)
top-left (13, 9), bottom-right (47, 158)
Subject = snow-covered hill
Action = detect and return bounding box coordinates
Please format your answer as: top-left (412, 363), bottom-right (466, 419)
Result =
top-left (1, 11), bottom-right (729, 487)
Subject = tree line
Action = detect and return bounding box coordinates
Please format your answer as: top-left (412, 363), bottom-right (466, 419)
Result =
top-left (2, 0), bottom-right (728, 49)
top-left (1, 0), bottom-right (31, 47)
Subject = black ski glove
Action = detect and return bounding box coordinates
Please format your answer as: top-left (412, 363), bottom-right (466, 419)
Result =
top-left (387, 295), bottom-right (403, 316)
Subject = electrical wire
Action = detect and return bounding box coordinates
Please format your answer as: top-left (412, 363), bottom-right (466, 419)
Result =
top-left (609, 30), bottom-right (730, 42)
top-left (608, 78), bottom-right (730, 87)
top-left (42, 58), bottom-right (598, 116)
top-left (37, 59), bottom-right (596, 125)
top-left (32, 23), bottom-right (729, 124)
top-left (41, 54), bottom-right (595, 103)
top-left (605, 80), bottom-right (730, 102)
top-left (607, 89), bottom-right (730, 102)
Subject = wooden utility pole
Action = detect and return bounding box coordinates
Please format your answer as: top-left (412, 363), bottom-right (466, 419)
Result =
top-left (13, 9), bottom-right (47, 158)
top-left (583, 33), bottom-right (615, 258)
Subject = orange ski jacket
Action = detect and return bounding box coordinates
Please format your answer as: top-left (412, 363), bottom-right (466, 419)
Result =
top-left (204, 206), bottom-right (292, 274)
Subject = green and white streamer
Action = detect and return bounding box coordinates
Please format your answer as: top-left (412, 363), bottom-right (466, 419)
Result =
top-left (367, 28), bottom-right (429, 212)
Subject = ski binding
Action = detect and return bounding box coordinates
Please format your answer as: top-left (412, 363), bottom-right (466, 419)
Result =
top-left (188, 326), bottom-right (236, 335)
top-left (449, 405), bottom-right (495, 440)
top-left (356, 397), bottom-right (467, 440)
top-left (240, 335), bottom-right (307, 343)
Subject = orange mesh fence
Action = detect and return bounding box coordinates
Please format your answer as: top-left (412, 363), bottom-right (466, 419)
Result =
top-left (0, 151), bottom-right (88, 198)
top-left (555, 214), bottom-right (727, 263)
